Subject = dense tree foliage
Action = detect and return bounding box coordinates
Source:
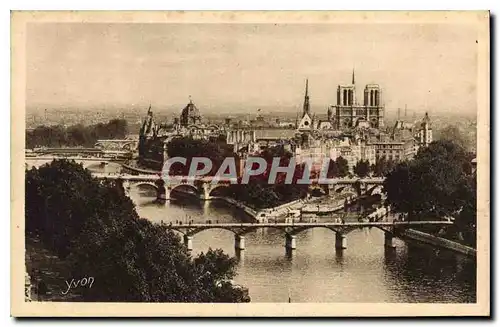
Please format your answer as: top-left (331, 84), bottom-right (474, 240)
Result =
top-left (166, 136), bottom-right (237, 176)
top-left (167, 139), bottom-right (309, 209)
top-left (353, 160), bottom-right (370, 178)
top-left (223, 145), bottom-right (309, 209)
top-left (335, 156), bottom-right (349, 178)
top-left (383, 140), bottom-right (476, 246)
top-left (26, 160), bottom-right (250, 302)
top-left (438, 124), bottom-right (473, 151)
top-left (454, 174), bottom-right (477, 246)
top-left (325, 156), bottom-right (353, 178)
top-left (370, 156), bottom-right (396, 177)
top-left (326, 159), bottom-right (338, 178)
top-left (26, 119), bottom-right (128, 149)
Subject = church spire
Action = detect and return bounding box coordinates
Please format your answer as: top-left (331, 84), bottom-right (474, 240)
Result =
top-left (302, 79), bottom-right (310, 116)
top-left (352, 67), bottom-right (356, 85)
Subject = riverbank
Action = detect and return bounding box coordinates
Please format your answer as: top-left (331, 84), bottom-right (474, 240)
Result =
top-left (399, 228), bottom-right (476, 258)
top-left (122, 162), bottom-right (160, 175)
top-left (121, 161), bottom-right (357, 222)
top-left (211, 196), bottom-right (308, 222)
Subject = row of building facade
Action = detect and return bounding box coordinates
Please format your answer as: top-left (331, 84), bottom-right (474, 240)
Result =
top-left (137, 73), bottom-right (433, 172)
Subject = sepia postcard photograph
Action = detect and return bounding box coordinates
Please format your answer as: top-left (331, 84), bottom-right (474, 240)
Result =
top-left (10, 10), bottom-right (490, 317)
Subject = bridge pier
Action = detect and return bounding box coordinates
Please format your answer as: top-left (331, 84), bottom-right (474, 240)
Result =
top-left (285, 234), bottom-right (296, 250)
top-left (156, 187), bottom-right (168, 204)
top-left (384, 232), bottom-right (396, 248)
top-left (235, 248), bottom-right (245, 263)
top-left (184, 235), bottom-right (193, 251)
top-left (200, 184), bottom-right (210, 201)
top-left (200, 193), bottom-right (210, 201)
top-left (122, 180), bottom-right (131, 197)
top-left (235, 235), bottom-right (246, 250)
top-left (335, 233), bottom-right (347, 250)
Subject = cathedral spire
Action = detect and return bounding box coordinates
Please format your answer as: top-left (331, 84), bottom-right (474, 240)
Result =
top-left (352, 67), bottom-right (356, 85)
top-left (302, 79), bottom-right (310, 116)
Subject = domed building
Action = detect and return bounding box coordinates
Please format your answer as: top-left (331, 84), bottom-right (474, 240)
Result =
top-left (180, 97), bottom-right (202, 127)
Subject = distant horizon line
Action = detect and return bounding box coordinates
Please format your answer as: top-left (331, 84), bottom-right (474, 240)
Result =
top-left (25, 103), bottom-right (477, 116)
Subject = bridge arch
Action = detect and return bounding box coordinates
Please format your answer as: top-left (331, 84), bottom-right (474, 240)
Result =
top-left (167, 224), bottom-right (346, 238)
top-left (180, 226), bottom-right (242, 236)
top-left (288, 225), bottom-right (339, 236)
top-left (169, 183), bottom-right (201, 198)
top-left (183, 225), bottom-right (292, 237)
top-left (208, 185), bottom-right (231, 197)
top-left (131, 182), bottom-right (159, 191)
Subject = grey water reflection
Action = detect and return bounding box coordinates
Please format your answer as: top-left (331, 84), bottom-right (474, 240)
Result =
top-left (128, 188), bottom-right (476, 303)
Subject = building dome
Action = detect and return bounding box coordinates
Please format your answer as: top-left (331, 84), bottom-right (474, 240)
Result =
top-left (180, 98), bottom-right (202, 127)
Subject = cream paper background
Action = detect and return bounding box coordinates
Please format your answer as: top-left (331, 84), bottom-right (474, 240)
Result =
top-left (10, 10), bottom-right (490, 317)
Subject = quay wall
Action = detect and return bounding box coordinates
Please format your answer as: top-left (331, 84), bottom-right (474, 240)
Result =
top-left (209, 196), bottom-right (260, 220)
top-left (210, 196), bottom-right (305, 222)
top-left (400, 228), bottom-right (476, 258)
top-left (122, 163), bottom-right (160, 175)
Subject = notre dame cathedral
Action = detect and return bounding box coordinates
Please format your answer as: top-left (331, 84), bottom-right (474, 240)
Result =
top-left (328, 70), bottom-right (385, 130)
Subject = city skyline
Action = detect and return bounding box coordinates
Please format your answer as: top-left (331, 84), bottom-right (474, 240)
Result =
top-left (26, 23), bottom-right (478, 115)
top-left (15, 11), bottom-right (488, 317)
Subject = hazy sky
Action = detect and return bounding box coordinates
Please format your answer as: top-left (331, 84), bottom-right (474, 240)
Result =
top-left (26, 23), bottom-right (478, 116)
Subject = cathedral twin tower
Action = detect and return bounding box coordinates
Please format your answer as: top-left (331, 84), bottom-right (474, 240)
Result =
top-left (306, 70), bottom-right (385, 130)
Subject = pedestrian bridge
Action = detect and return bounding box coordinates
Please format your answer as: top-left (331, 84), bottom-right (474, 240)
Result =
top-left (161, 220), bottom-right (454, 252)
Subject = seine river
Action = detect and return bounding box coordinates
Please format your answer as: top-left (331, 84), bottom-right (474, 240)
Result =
top-left (91, 163), bottom-right (476, 303)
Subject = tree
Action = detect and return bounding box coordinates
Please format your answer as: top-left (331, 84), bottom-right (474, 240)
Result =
top-left (372, 157), bottom-right (385, 177)
top-left (371, 156), bottom-right (397, 177)
top-left (383, 161), bottom-right (412, 214)
top-left (71, 218), bottom-right (250, 302)
top-left (326, 159), bottom-right (338, 178)
top-left (385, 158), bottom-right (396, 175)
top-left (353, 160), bottom-right (370, 178)
top-left (222, 145), bottom-right (308, 209)
top-left (166, 136), bottom-right (236, 176)
top-left (384, 140), bottom-right (475, 226)
top-left (335, 156), bottom-right (349, 178)
top-left (454, 174), bottom-right (477, 246)
top-left (25, 119), bottom-right (129, 149)
top-left (26, 159), bottom-right (250, 302)
top-left (438, 125), bottom-right (470, 150)
top-left (25, 159), bottom-right (110, 257)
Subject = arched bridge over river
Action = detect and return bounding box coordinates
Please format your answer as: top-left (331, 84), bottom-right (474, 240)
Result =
top-left (162, 220), bottom-right (454, 252)
top-left (92, 173), bottom-right (386, 201)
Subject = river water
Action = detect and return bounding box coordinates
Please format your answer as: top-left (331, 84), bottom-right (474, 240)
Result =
top-left (89, 163), bottom-right (477, 303)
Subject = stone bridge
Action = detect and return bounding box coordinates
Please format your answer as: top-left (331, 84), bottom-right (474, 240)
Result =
top-left (25, 156), bottom-right (124, 169)
top-left (162, 221), bottom-right (454, 252)
top-left (94, 139), bottom-right (138, 151)
top-left (92, 173), bottom-right (239, 201)
top-left (92, 173), bottom-right (385, 202)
